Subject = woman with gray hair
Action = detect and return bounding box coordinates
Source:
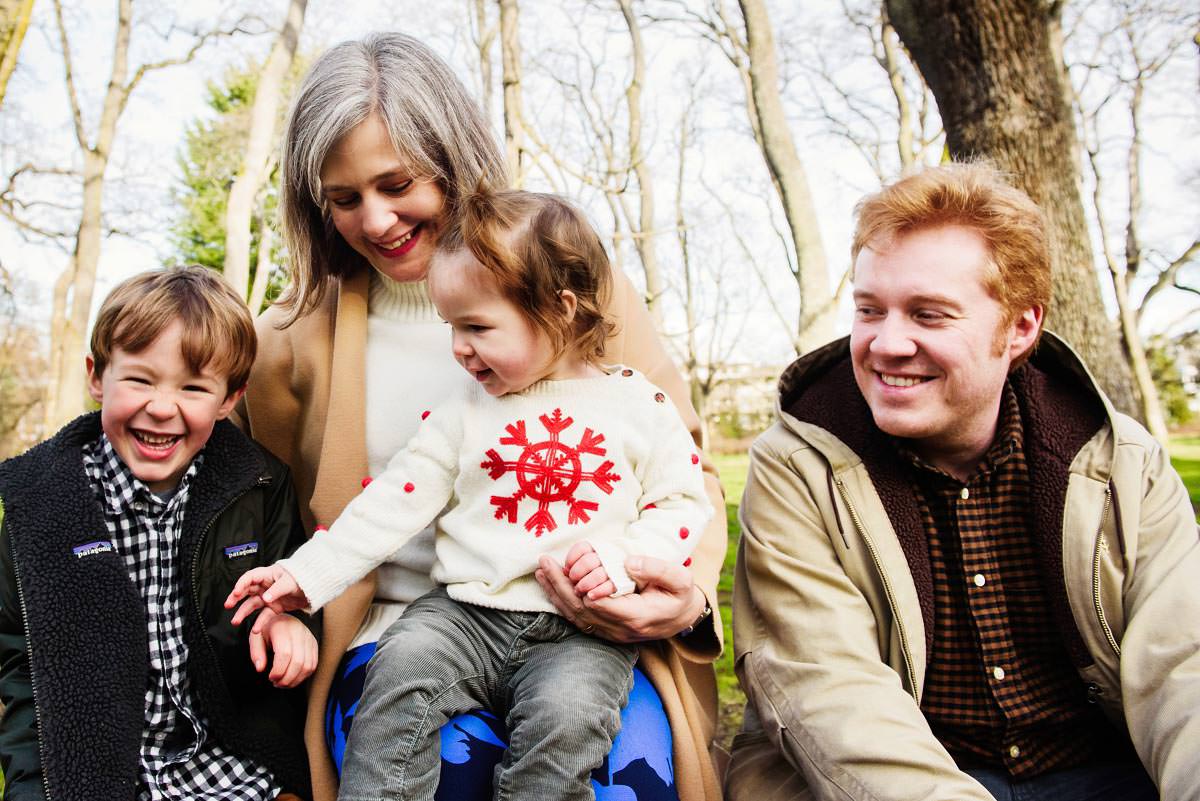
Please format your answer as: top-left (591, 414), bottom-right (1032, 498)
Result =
top-left (239, 32), bottom-right (725, 801)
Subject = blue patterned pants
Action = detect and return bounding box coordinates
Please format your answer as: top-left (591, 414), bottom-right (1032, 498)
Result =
top-left (327, 634), bottom-right (679, 800)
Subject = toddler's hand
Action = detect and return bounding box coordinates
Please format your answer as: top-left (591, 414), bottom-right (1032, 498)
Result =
top-left (224, 564), bottom-right (309, 626)
top-left (248, 609), bottom-right (318, 688)
top-left (565, 541), bottom-right (617, 601)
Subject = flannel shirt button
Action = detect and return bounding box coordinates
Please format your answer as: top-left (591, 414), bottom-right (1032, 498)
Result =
top-left (973, 573), bottom-right (986, 587)
top-left (992, 666), bottom-right (1005, 680)
top-left (960, 487), bottom-right (970, 500)
top-left (1008, 744), bottom-right (1021, 759)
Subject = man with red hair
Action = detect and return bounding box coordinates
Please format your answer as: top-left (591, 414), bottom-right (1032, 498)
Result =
top-left (727, 163), bottom-right (1196, 801)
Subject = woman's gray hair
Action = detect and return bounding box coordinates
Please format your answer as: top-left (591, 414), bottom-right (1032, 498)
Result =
top-left (276, 32), bottom-right (508, 325)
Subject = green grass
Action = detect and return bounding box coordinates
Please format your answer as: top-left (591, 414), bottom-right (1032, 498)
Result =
top-left (713, 452), bottom-right (749, 750)
top-left (1170, 436), bottom-right (1200, 520)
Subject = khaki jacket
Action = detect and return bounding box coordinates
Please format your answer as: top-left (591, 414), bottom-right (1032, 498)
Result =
top-left (240, 268), bottom-right (726, 801)
top-left (727, 334), bottom-right (1200, 801)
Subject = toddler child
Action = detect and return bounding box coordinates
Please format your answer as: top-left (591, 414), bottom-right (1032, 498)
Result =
top-left (0, 266), bottom-right (317, 801)
top-left (225, 190), bottom-right (711, 801)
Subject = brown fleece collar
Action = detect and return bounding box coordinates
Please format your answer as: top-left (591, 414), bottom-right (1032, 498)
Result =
top-left (780, 338), bottom-right (1106, 667)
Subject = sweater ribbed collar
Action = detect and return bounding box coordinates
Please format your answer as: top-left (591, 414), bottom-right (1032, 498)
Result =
top-left (368, 269), bottom-right (440, 322)
top-left (509, 366), bottom-right (632, 398)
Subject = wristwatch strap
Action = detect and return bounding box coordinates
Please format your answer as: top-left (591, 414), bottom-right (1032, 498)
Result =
top-left (677, 595), bottom-right (713, 638)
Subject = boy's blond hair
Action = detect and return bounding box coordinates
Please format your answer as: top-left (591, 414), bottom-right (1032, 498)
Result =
top-left (89, 266), bottom-right (256, 393)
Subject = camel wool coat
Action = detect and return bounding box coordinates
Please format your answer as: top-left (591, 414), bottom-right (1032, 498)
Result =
top-left (239, 267), bottom-right (726, 801)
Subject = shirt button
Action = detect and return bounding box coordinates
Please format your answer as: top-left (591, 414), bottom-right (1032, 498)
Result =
top-left (1008, 744), bottom-right (1021, 758)
top-left (960, 487), bottom-right (970, 500)
top-left (992, 666), bottom-right (1005, 680)
top-left (973, 573), bottom-right (986, 587)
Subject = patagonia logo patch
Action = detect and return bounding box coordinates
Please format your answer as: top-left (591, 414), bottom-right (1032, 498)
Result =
top-left (72, 540), bottom-right (115, 559)
top-left (224, 541), bottom-right (259, 559)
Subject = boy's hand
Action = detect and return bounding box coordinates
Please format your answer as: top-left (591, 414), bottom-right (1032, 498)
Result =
top-left (224, 564), bottom-right (309, 626)
top-left (565, 541), bottom-right (617, 601)
top-left (248, 609), bottom-right (318, 688)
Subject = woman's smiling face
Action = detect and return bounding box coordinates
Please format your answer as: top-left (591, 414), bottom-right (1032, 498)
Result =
top-left (320, 114), bottom-right (446, 283)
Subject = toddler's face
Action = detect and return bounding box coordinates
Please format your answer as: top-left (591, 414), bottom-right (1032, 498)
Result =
top-left (429, 250), bottom-right (568, 397)
top-left (87, 320), bottom-right (240, 493)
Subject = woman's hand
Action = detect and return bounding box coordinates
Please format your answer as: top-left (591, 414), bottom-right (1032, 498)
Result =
top-left (536, 548), bottom-right (706, 643)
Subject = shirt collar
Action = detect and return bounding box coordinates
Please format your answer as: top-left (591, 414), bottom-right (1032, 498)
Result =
top-left (897, 381), bottom-right (1025, 485)
top-left (90, 433), bottom-right (204, 516)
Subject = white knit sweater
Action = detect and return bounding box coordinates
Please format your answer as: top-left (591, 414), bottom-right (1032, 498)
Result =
top-left (281, 368), bottom-right (711, 614)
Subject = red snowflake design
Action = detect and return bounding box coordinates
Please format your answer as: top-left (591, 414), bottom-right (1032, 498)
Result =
top-left (481, 409), bottom-right (621, 536)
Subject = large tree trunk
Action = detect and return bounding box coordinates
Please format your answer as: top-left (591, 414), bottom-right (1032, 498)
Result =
top-left (223, 0), bottom-right (305, 299)
top-left (0, 0), bottom-right (34, 108)
top-left (737, 0), bottom-right (834, 353)
top-left (886, 0), bottom-right (1139, 414)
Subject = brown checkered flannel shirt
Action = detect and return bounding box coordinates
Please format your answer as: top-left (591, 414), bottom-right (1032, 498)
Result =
top-left (904, 385), bottom-right (1122, 778)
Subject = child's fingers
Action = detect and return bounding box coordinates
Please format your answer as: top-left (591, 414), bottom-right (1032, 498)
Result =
top-left (247, 625), bottom-right (268, 672)
top-left (279, 634), bottom-right (311, 688)
top-left (261, 572), bottom-right (303, 608)
top-left (586, 579), bottom-right (617, 601)
top-left (272, 622), bottom-right (315, 688)
top-left (566, 550), bottom-right (602, 583)
top-left (563, 540), bottom-right (596, 570)
top-left (572, 565), bottom-right (610, 596)
top-left (224, 568), bottom-right (272, 608)
top-left (297, 631), bottom-right (318, 683)
top-left (230, 595), bottom-right (267, 627)
top-left (268, 639), bottom-right (292, 685)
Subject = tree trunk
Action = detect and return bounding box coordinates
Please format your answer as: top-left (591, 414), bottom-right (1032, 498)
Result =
top-left (247, 202), bottom-right (274, 315)
top-left (223, 0), bottom-right (305, 299)
top-left (0, 0), bottom-right (34, 108)
top-left (737, 0), bottom-right (835, 353)
top-left (472, 0), bottom-right (495, 123)
top-left (886, 0), bottom-right (1139, 414)
top-left (618, 0), bottom-right (664, 327)
top-left (498, 0), bottom-right (526, 186)
top-left (44, 0), bottom-right (134, 433)
top-left (43, 0), bottom-right (230, 432)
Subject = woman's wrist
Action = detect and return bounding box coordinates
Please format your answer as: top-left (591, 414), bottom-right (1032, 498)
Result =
top-left (676, 584), bottom-right (712, 638)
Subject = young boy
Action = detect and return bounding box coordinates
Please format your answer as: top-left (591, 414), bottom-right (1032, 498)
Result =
top-left (0, 266), bottom-right (317, 801)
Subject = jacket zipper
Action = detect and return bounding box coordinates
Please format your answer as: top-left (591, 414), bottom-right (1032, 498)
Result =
top-left (188, 478), bottom-right (269, 722)
top-left (833, 476), bottom-right (920, 698)
top-left (1091, 484), bottom-right (1121, 657)
top-left (10, 541), bottom-right (56, 801)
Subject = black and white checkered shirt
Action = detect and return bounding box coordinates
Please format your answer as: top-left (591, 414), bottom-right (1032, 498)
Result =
top-left (83, 435), bottom-right (279, 801)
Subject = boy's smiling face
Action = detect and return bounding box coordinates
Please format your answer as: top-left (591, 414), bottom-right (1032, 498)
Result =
top-left (87, 320), bottom-right (242, 494)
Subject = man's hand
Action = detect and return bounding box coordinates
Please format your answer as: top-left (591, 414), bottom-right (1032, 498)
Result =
top-left (565, 541), bottom-right (618, 601)
top-left (224, 564), bottom-right (308, 626)
top-left (536, 549), bottom-right (705, 643)
top-left (248, 608), bottom-right (318, 688)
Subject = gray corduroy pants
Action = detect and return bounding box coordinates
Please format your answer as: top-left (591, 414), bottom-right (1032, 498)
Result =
top-left (338, 587), bottom-right (638, 801)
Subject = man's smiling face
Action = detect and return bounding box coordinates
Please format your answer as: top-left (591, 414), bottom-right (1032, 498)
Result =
top-left (849, 224), bottom-right (1040, 473)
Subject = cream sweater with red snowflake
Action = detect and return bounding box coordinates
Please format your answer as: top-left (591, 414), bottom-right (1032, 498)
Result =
top-left (280, 367), bottom-right (711, 614)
